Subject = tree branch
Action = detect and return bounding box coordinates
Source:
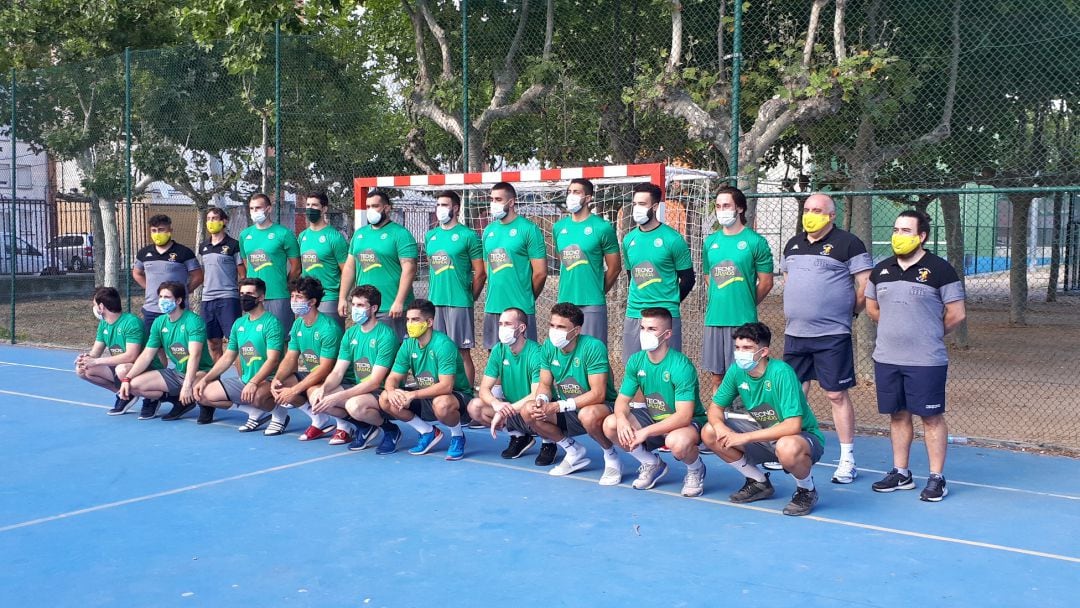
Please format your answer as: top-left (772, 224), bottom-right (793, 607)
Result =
top-left (651, 83), bottom-right (731, 151)
top-left (833, 0), bottom-right (848, 63)
top-left (748, 94), bottom-right (841, 162)
top-left (667, 0), bottom-right (683, 74)
top-left (491, 0), bottom-right (532, 108)
top-left (403, 126), bottom-right (439, 174)
top-left (803, 0), bottom-right (830, 69)
top-left (401, 0), bottom-right (432, 93)
top-left (415, 0), bottom-right (452, 82)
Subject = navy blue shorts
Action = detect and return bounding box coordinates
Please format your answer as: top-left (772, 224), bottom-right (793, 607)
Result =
top-left (141, 309), bottom-right (163, 339)
top-left (783, 333), bottom-right (855, 392)
top-left (874, 361), bottom-right (947, 417)
top-left (201, 298), bottom-right (242, 340)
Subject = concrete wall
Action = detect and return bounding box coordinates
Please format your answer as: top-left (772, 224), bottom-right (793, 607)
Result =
top-left (0, 274), bottom-right (96, 301)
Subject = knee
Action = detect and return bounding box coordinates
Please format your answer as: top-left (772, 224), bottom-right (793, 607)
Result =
top-left (825, 390), bottom-right (847, 405)
top-left (667, 429), bottom-right (699, 458)
top-left (602, 415), bottom-right (618, 437)
top-left (578, 406), bottom-right (606, 430)
top-left (775, 436), bottom-right (804, 462)
top-left (921, 414), bottom-right (946, 429)
top-left (432, 396), bottom-right (454, 417)
top-left (466, 399), bottom-right (485, 420)
top-left (700, 424), bottom-right (717, 445)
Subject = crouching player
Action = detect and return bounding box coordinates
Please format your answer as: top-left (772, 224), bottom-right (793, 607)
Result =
top-left (77, 287), bottom-right (159, 415)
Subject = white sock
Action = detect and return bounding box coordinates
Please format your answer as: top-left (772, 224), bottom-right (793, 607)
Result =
top-left (603, 447), bottom-right (619, 465)
top-left (270, 405), bottom-right (288, 423)
top-left (449, 423), bottom-right (463, 437)
top-left (406, 418), bottom-right (435, 435)
top-left (685, 456), bottom-right (704, 472)
top-left (629, 446), bottom-right (659, 465)
top-left (896, 466), bottom-right (910, 476)
top-left (541, 439), bottom-right (554, 445)
top-left (729, 456), bottom-right (767, 482)
top-left (235, 404), bottom-right (262, 419)
top-left (557, 437), bottom-right (585, 459)
top-left (509, 430), bottom-right (524, 437)
top-left (840, 442), bottom-right (855, 462)
top-left (300, 403), bottom-right (330, 428)
top-left (334, 417), bottom-right (356, 434)
top-left (795, 474), bottom-right (815, 490)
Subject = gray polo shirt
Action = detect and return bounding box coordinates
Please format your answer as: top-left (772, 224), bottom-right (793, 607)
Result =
top-left (199, 235), bottom-right (243, 301)
top-left (133, 242), bottom-right (200, 313)
top-left (865, 252), bottom-right (964, 366)
top-left (780, 226), bottom-right (873, 337)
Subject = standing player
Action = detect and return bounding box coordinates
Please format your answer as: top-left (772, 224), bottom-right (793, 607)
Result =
top-left (602, 308), bottom-right (707, 496)
top-left (622, 182), bottom-right (695, 364)
top-left (340, 189), bottom-right (417, 338)
top-left (76, 287), bottom-right (158, 415)
top-left (299, 192), bottom-right (349, 326)
top-left (198, 206), bottom-right (245, 360)
top-left (703, 186), bottom-right (774, 392)
top-left (866, 210), bottom-right (966, 502)
top-left (703, 322), bottom-right (826, 516)
top-left (781, 192), bottom-right (872, 484)
top-left (424, 190), bottom-right (486, 385)
top-left (379, 299), bottom-right (474, 460)
top-left (482, 181), bottom-right (547, 347)
top-left (552, 178), bottom-right (620, 343)
top-left (132, 214), bottom-right (202, 340)
top-left (240, 193), bottom-right (301, 335)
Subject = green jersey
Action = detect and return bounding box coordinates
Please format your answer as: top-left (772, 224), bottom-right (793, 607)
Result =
top-left (239, 223), bottom-right (301, 300)
top-left (337, 321), bottom-right (400, 385)
top-left (348, 221), bottom-right (418, 309)
top-left (227, 311), bottom-right (285, 383)
top-left (483, 340), bottom-right (543, 403)
top-left (712, 358), bottom-right (826, 447)
top-left (619, 349), bottom-right (707, 425)
top-left (288, 313), bottom-right (343, 374)
top-left (299, 225), bottom-right (349, 300)
top-left (392, 330), bottom-right (472, 394)
top-left (703, 227), bottom-right (773, 326)
top-left (146, 310), bottom-right (214, 374)
top-left (96, 312), bottom-right (162, 370)
top-left (483, 215), bottom-right (547, 314)
top-left (539, 334), bottom-right (617, 402)
top-left (553, 214), bottom-right (619, 306)
top-left (622, 223), bottom-right (693, 318)
top-left (424, 223), bottom-right (483, 307)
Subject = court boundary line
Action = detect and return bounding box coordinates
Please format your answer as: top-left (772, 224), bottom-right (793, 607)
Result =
top-left (0, 360), bottom-right (76, 373)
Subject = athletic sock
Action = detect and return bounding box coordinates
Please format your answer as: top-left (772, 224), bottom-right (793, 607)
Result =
top-left (270, 405), bottom-right (288, 423)
top-left (629, 445), bottom-right (660, 465)
top-left (929, 471), bottom-right (943, 478)
top-left (685, 456), bottom-right (704, 472)
top-left (406, 418), bottom-right (435, 435)
top-left (896, 466), bottom-right (910, 476)
top-left (603, 447), bottom-right (619, 466)
top-left (556, 437), bottom-right (576, 450)
top-left (840, 442), bottom-right (855, 462)
top-left (795, 474), bottom-right (815, 490)
top-left (235, 404), bottom-right (262, 419)
top-left (299, 403), bottom-right (329, 428)
top-left (729, 456), bottom-right (767, 482)
top-left (334, 417), bottom-right (357, 434)
top-left (509, 430), bottom-right (525, 438)
top-left (449, 423), bottom-right (464, 437)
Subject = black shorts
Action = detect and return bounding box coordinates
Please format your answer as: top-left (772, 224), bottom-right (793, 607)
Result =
top-left (406, 390), bottom-right (473, 423)
top-left (783, 333), bottom-right (856, 391)
top-left (201, 298), bottom-right (242, 340)
top-left (874, 361), bottom-right (948, 417)
top-left (629, 407), bottom-right (701, 451)
top-left (724, 415), bottom-right (825, 466)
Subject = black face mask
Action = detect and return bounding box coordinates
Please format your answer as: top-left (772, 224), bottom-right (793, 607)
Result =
top-left (305, 208), bottom-right (323, 222)
top-left (240, 294), bottom-right (260, 312)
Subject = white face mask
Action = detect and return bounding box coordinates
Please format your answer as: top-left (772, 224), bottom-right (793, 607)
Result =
top-left (366, 208), bottom-right (383, 225)
top-left (549, 327), bottom-right (572, 349)
top-left (639, 330), bottom-right (662, 352)
top-left (250, 210), bottom-right (268, 225)
top-left (491, 202), bottom-right (507, 221)
top-left (632, 204), bottom-right (652, 225)
top-left (92, 304), bottom-right (104, 321)
top-left (734, 348), bottom-right (763, 371)
top-left (436, 206), bottom-right (453, 225)
top-left (498, 326), bottom-right (518, 345)
top-left (565, 193), bottom-right (583, 214)
top-left (716, 208), bottom-right (738, 227)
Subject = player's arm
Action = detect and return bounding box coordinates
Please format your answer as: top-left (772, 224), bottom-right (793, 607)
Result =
top-left (178, 340), bottom-right (206, 403)
top-left (865, 296), bottom-right (880, 323)
top-left (338, 254), bottom-right (357, 316)
top-left (943, 300), bottom-right (966, 334)
top-left (561, 371), bottom-right (609, 411)
top-left (342, 363), bottom-right (392, 399)
top-left (603, 252), bottom-right (621, 294)
top-left (131, 264), bottom-right (146, 289)
top-left (236, 256), bottom-right (247, 279)
top-left (287, 257), bottom-right (301, 281)
top-left (638, 399), bottom-right (695, 440)
top-left (392, 258), bottom-right (417, 316)
top-left (200, 348), bottom-right (239, 384)
top-left (478, 373), bottom-right (500, 405)
top-left (87, 341), bottom-right (107, 358)
top-left (123, 344), bottom-right (160, 381)
top-left (677, 268), bottom-right (696, 301)
top-left (320, 359), bottom-right (350, 395)
top-left (853, 269), bottom-right (871, 313)
top-left (509, 381), bottom-right (541, 410)
top-left (93, 342), bottom-right (142, 367)
top-left (530, 258), bottom-right (547, 299)
top-left (272, 350), bottom-right (300, 385)
top-left (755, 271), bottom-right (774, 304)
top-left (471, 258), bottom-right (487, 299)
top-left (728, 416), bottom-right (802, 447)
top-left (384, 369), bottom-right (406, 392)
top-left (187, 267), bottom-right (204, 293)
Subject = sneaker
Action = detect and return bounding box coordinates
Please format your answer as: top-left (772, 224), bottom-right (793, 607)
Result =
top-left (598, 461), bottom-right (623, 486)
top-left (466, 419), bottom-right (487, 430)
top-left (501, 435), bottom-right (535, 459)
top-left (831, 459), bottom-right (858, 484)
top-left (534, 442), bottom-right (557, 466)
top-left (328, 428), bottom-right (353, 446)
top-left (681, 462), bottom-right (707, 497)
top-left (762, 461), bottom-right (783, 471)
top-left (196, 405), bottom-right (215, 425)
top-left (631, 459), bottom-right (668, 490)
top-left (375, 425), bottom-right (402, 455)
top-left (658, 446), bottom-right (671, 453)
top-left (238, 413), bottom-right (272, 432)
top-left (729, 473), bottom-right (774, 504)
top-left (783, 487), bottom-right (819, 516)
top-left (699, 445), bottom-right (713, 455)
top-left (445, 435), bottom-right (466, 461)
top-left (298, 423), bottom-right (336, 442)
top-left (137, 399), bottom-right (160, 420)
top-left (161, 401), bottom-right (196, 421)
top-left (348, 424), bottom-right (381, 451)
top-left (871, 468), bottom-right (916, 493)
top-left (107, 395), bottom-right (138, 416)
top-left (264, 415), bottom-right (290, 436)
top-left (920, 475), bottom-right (948, 502)
top-left (549, 453), bottom-right (591, 477)
top-left (409, 428), bottom-right (444, 455)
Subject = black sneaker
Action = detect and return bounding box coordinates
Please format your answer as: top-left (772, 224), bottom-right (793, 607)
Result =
top-left (871, 468), bottom-right (916, 493)
top-left (534, 441), bottom-right (557, 466)
top-left (107, 395), bottom-right (138, 416)
top-left (501, 435), bottom-right (535, 459)
top-left (920, 475), bottom-right (948, 502)
top-left (162, 400), bottom-right (196, 421)
top-left (729, 473), bottom-right (774, 504)
top-left (196, 405), bottom-right (216, 425)
top-left (783, 487), bottom-right (819, 516)
top-left (137, 399), bottom-right (160, 420)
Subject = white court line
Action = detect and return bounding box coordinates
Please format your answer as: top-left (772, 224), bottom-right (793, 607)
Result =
top-left (0, 360), bottom-right (76, 373)
top-left (0, 389), bottom-right (251, 431)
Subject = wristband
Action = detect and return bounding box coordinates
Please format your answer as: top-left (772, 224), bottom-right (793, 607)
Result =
top-left (557, 398), bottom-right (578, 413)
top-left (121, 377), bottom-right (132, 383)
top-left (535, 394), bottom-right (550, 404)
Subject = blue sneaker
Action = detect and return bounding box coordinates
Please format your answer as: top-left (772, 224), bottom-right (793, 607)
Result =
top-left (375, 424), bottom-right (402, 455)
top-left (445, 435), bottom-right (466, 461)
top-left (348, 423), bottom-right (379, 451)
top-left (409, 428), bottom-right (444, 455)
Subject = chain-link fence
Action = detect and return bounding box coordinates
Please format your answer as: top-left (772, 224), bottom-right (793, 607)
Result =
top-left (1, 0), bottom-right (1077, 451)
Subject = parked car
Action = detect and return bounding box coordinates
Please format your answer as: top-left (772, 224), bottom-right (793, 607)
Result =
top-left (45, 232), bottom-right (94, 272)
top-left (0, 233), bottom-right (49, 275)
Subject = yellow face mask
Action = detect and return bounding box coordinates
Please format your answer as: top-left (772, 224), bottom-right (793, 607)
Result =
top-left (206, 220), bottom-right (225, 234)
top-left (406, 321), bottom-right (429, 339)
top-left (891, 234), bottom-right (921, 256)
top-left (801, 212), bottom-right (831, 234)
top-left (150, 232), bottom-right (172, 247)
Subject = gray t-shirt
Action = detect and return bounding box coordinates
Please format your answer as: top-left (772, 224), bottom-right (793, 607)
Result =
top-left (781, 226), bottom-right (873, 337)
top-left (199, 235), bottom-right (243, 301)
top-left (133, 242), bottom-right (200, 313)
top-left (865, 252), bottom-right (965, 366)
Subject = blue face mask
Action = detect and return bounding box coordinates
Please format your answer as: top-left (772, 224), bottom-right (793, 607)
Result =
top-left (351, 306), bottom-right (369, 325)
top-left (159, 298), bottom-right (178, 314)
top-left (733, 348), bottom-right (762, 371)
top-left (290, 300), bottom-right (311, 317)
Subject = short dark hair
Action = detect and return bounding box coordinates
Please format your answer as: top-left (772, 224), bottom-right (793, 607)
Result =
top-left (206, 206), bottom-right (228, 221)
top-left (898, 209), bottom-right (931, 237)
top-left (93, 287), bottom-right (122, 313)
top-left (350, 284), bottom-right (382, 311)
top-left (632, 182), bottom-right (662, 204)
top-left (238, 277), bottom-right (266, 296)
top-left (503, 307), bottom-right (528, 326)
top-left (157, 281), bottom-right (187, 309)
top-left (249, 193), bottom-right (271, 207)
top-left (733, 322), bottom-right (772, 348)
top-left (550, 302), bottom-right (584, 328)
top-left (491, 181), bottom-right (517, 199)
top-left (148, 214), bottom-right (172, 228)
top-left (569, 178), bottom-right (594, 197)
top-left (289, 276), bottom-right (325, 304)
top-left (306, 192), bottom-right (329, 207)
top-left (407, 298), bottom-right (437, 320)
top-left (640, 307), bottom-right (673, 329)
top-left (436, 190), bottom-right (461, 208)
top-left (367, 189), bottom-right (392, 206)
top-left (715, 185), bottom-right (748, 224)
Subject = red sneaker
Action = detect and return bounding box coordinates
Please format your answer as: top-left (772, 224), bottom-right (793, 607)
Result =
top-left (328, 428), bottom-right (353, 446)
top-left (299, 423), bottom-right (335, 441)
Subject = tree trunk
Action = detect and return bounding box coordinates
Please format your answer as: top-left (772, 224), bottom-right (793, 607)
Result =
top-left (940, 192), bottom-right (969, 347)
top-left (1008, 193), bottom-right (1033, 325)
top-left (848, 178), bottom-right (876, 381)
top-left (90, 196), bottom-right (106, 288)
top-left (466, 126), bottom-right (485, 172)
top-left (260, 113), bottom-right (270, 192)
top-left (97, 197), bottom-right (122, 289)
top-left (1047, 191), bottom-right (1063, 302)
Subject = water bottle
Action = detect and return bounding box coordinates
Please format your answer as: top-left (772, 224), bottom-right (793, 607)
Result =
top-left (947, 435), bottom-right (969, 445)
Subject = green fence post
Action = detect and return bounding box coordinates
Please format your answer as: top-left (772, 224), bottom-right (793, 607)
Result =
top-left (728, 0), bottom-right (744, 186)
top-left (274, 20), bottom-right (282, 221)
top-left (462, 0), bottom-right (469, 173)
top-left (125, 47), bottom-right (133, 312)
top-left (8, 68), bottom-right (16, 344)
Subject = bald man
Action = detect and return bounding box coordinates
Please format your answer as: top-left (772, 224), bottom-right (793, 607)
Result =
top-left (780, 193), bottom-right (872, 485)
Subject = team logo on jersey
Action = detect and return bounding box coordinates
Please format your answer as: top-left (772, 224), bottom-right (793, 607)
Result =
top-left (222, 246), bottom-right (230, 254)
top-left (880, 268), bottom-right (890, 276)
top-left (573, 357), bottom-right (581, 368)
top-left (739, 382), bottom-right (750, 390)
top-left (369, 338), bottom-right (377, 348)
top-left (299, 349), bottom-right (319, 372)
top-left (503, 359), bottom-right (510, 366)
top-left (557, 377), bottom-right (584, 397)
top-left (430, 250), bottom-right (454, 275)
top-left (710, 243), bottom-right (719, 249)
top-left (662, 371), bottom-right (671, 382)
top-left (637, 370), bottom-right (646, 377)
top-left (561, 245), bottom-right (587, 271)
top-left (168, 253), bottom-right (177, 261)
top-left (416, 371), bottom-right (436, 388)
top-left (560, 228), bottom-right (568, 235)
top-left (430, 235), bottom-right (437, 242)
top-left (487, 232), bottom-right (494, 238)
top-left (256, 324), bottom-right (263, 331)
top-left (246, 234), bottom-right (253, 240)
top-left (248, 250), bottom-right (272, 272)
top-left (820, 244), bottom-right (834, 256)
top-left (108, 346), bottom-right (123, 356)
top-left (551, 359), bottom-right (561, 367)
top-left (451, 234), bottom-right (459, 242)
top-left (653, 238), bottom-right (663, 248)
top-left (711, 261), bottom-right (744, 289)
top-left (301, 250), bottom-right (322, 272)
top-left (268, 233), bottom-right (276, 239)
top-left (509, 229), bottom-right (518, 237)
top-left (632, 261), bottom-right (662, 289)
top-left (764, 380), bottom-right (772, 391)
top-left (584, 227), bottom-right (593, 236)
top-left (488, 248), bottom-right (513, 274)
top-left (319, 236), bottom-right (326, 243)
top-left (738, 241), bottom-right (747, 250)
top-left (630, 240), bottom-right (636, 247)
top-left (314, 332), bottom-right (321, 340)
top-left (169, 342), bottom-right (189, 365)
top-left (916, 268), bottom-right (931, 283)
top-left (748, 403), bottom-right (780, 426)
top-left (358, 249), bottom-right (383, 273)
top-left (353, 357), bottom-right (373, 382)
top-left (645, 393), bottom-right (671, 418)
top-left (239, 341), bottom-right (262, 367)
top-left (381, 233), bottom-right (388, 240)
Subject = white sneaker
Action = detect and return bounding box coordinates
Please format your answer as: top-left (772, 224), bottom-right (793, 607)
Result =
top-left (763, 461), bottom-right (783, 470)
top-left (831, 459), bottom-right (858, 484)
top-left (598, 461), bottom-right (623, 486)
top-left (681, 462), bottom-right (706, 497)
top-left (550, 454), bottom-right (591, 476)
top-left (632, 460), bottom-right (668, 490)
